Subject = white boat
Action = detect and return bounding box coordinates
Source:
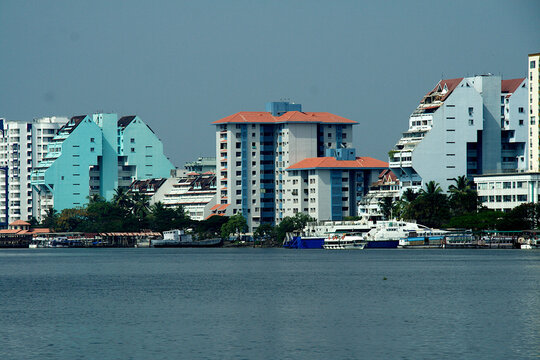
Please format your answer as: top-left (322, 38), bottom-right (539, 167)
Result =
top-left (362, 220), bottom-right (447, 248)
top-left (323, 233), bottom-right (365, 250)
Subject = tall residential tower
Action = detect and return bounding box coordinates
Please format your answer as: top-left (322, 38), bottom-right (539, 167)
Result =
top-left (31, 113), bottom-right (174, 220)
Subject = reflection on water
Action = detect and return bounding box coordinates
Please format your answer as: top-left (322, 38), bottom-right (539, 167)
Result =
top-left (0, 248), bottom-right (538, 360)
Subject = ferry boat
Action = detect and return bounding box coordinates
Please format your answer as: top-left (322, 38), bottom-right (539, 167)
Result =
top-left (366, 220), bottom-right (446, 248)
top-left (151, 229), bottom-right (222, 248)
top-left (283, 218), bottom-right (372, 249)
top-left (323, 233), bottom-right (365, 250)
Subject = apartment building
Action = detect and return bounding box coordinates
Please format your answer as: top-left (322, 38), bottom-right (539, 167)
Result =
top-left (389, 75), bottom-right (528, 192)
top-left (474, 172), bottom-right (540, 212)
top-left (0, 116), bottom-right (67, 226)
top-left (285, 149), bottom-right (387, 221)
top-left (212, 101), bottom-right (389, 229)
top-left (31, 113), bottom-right (174, 220)
top-left (529, 52), bottom-right (540, 171)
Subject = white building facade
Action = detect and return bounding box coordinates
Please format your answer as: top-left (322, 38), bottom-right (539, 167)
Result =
top-left (285, 152), bottom-right (388, 221)
top-left (529, 52), bottom-right (540, 171)
top-left (0, 116), bottom-right (67, 226)
top-left (212, 102), bottom-right (359, 229)
top-left (390, 75), bottom-right (528, 192)
top-left (474, 173), bottom-right (540, 212)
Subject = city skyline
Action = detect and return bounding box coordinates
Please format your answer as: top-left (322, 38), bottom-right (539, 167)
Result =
top-left (1, 0), bottom-right (539, 167)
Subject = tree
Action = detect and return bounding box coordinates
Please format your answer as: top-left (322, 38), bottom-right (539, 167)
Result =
top-left (378, 196), bottom-right (394, 220)
top-left (221, 214), bottom-right (248, 239)
top-left (448, 175), bottom-right (478, 217)
top-left (113, 187), bottom-right (133, 210)
top-left (409, 181), bottom-right (450, 228)
top-left (41, 208), bottom-right (58, 230)
top-left (253, 223), bottom-right (275, 242)
top-left (274, 213), bottom-right (315, 242)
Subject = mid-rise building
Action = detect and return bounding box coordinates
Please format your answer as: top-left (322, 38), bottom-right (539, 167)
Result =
top-left (529, 52), bottom-right (540, 171)
top-left (389, 75), bottom-right (527, 192)
top-left (285, 149), bottom-right (387, 220)
top-left (358, 169), bottom-right (401, 221)
top-left (474, 173), bottom-right (540, 212)
top-left (31, 113), bottom-right (174, 220)
top-left (212, 101), bottom-right (389, 229)
top-left (0, 116), bottom-right (67, 226)
top-left (136, 170), bottom-right (217, 221)
top-left (184, 157), bottom-right (216, 174)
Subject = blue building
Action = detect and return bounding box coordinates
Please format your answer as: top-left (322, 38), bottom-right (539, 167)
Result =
top-left (31, 113), bottom-right (174, 219)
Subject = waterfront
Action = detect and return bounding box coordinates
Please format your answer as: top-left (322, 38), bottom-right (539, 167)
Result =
top-left (0, 249), bottom-right (538, 359)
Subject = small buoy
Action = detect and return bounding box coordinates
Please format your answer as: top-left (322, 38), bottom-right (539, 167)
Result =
top-left (383, 277), bottom-right (387, 280)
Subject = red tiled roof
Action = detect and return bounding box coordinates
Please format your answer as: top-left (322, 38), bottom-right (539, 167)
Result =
top-left (205, 213), bottom-right (225, 220)
top-left (10, 220), bottom-right (30, 226)
top-left (218, 204), bottom-right (229, 211)
top-left (286, 156), bottom-right (388, 170)
top-left (501, 78), bottom-right (525, 94)
top-left (212, 111), bottom-right (358, 125)
top-left (186, 172), bottom-right (200, 176)
top-left (0, 229), bottom-right (22, 234)
top-left (30, 228), bottom-right (51, 234)
top-left (425, 78), bottom-right (464, 102)
top-left (210, 204), bottom-right (220, 210)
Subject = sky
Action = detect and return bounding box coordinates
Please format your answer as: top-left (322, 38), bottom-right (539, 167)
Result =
top-left (1, 0), bottom-right (539, 167)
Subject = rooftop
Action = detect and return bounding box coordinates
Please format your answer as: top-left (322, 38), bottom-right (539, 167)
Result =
top-left (213, 111), bottom-right (358, 125)
top-left (287, 156), bottom-right (388, 170)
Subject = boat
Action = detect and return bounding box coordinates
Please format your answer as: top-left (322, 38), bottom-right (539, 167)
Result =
top-left (283, 218), bottom-right (373, 249)
top-left (367, 220), bottom-right (446, 248)
top-left (323, 233), bottom-right (365, 250)
top-left (151, 229), bottom-right (223, 248)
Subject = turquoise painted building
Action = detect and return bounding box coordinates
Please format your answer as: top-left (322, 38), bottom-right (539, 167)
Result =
top-left (31, 113), bottom-right (174, 218)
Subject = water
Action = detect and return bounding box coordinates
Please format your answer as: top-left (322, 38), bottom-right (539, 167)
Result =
top-left (0, 248), bottom-right (538, 360)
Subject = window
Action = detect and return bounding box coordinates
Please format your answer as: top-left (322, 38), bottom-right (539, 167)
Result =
top-left (131, 148), bottom-right (135, 152)
top-left (519, 120), bottom-right (524, 126)
top-left (531, 60), bottom-right (536, 69)
top-left (130, 138), bottom-right (135, 143)
top-left (90, 147), bottom-right (94, 152)
top-left (518, 107), bottom-right (524, 113)
top-left (468, 107), bottom-right (474, 116)
top-left (90, 138), bottom-right (95, 143)
top-left (469, 119), bottom-right (474, 126)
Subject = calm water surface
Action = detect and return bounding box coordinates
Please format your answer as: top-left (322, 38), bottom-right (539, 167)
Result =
top-left (0, 248), bottom-right (538, 360)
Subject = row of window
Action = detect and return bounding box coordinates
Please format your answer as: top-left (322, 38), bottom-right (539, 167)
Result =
top-left (479, 195), bottom-right (527, 203)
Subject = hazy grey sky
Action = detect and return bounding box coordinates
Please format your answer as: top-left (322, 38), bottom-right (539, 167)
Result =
top-left (1, 0), bottom-right (539, 167)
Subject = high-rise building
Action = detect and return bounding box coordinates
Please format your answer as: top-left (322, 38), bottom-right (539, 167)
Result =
top-left (528, 52), bottom-right (540, 171)
top-left (212, 101), bottom-right (387, 229)
top-left (389, 75), bottom-right (527, 192)
top-left (0, 116), bottom-right (68, 226)
top-left (31, 113), bottom-right (174, 220)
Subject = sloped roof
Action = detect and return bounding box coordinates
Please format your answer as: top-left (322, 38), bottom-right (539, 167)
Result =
top-left (10, 220), bottom-right (30, 226)
top-left (213, 111), bottom-right (357, 125)
top-left (425, 78), bottom-right (464, 102)
top-left (118, 116), bottom-right (136, 128)
top-left (501, 78), bottom-right (525, 94)
top-left (287, 156), bottom-right (388, 170)
top-left (58, 115), bottom-right (87, 134)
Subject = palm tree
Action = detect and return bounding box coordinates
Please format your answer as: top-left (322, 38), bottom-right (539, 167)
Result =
top-left (130, 192), bottom-right (150, 219)
top-left (113, 187), bottom-right (132, 210)
top-left (421, 180), bottom-right (443, 197)
top-left (378, 196), bottom-right (394, 220)
top-left (448, 175), bottom-right (477, 216)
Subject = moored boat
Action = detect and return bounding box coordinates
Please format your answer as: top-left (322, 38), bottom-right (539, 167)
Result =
top-left (151, 229), bottom-right (223, 248)
top-left (323, 233), bottom-right (365, 250)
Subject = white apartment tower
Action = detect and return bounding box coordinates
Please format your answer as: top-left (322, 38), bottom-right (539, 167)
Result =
top-left (212, 102), bottom-right (358, 229)
top-left (389, 75), bottom-right (527, 192)
top-left (529, 52), bottom-right (540, 171)
top-left (0, 117), bottom-right (67, 226)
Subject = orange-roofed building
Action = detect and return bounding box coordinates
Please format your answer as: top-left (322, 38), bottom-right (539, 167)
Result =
top-left (389, 75), bottom-right (527, 193)
top-left (285, 148), bottom-right (388, 221)
top-left (213, 101), bottom-right (365, 229)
